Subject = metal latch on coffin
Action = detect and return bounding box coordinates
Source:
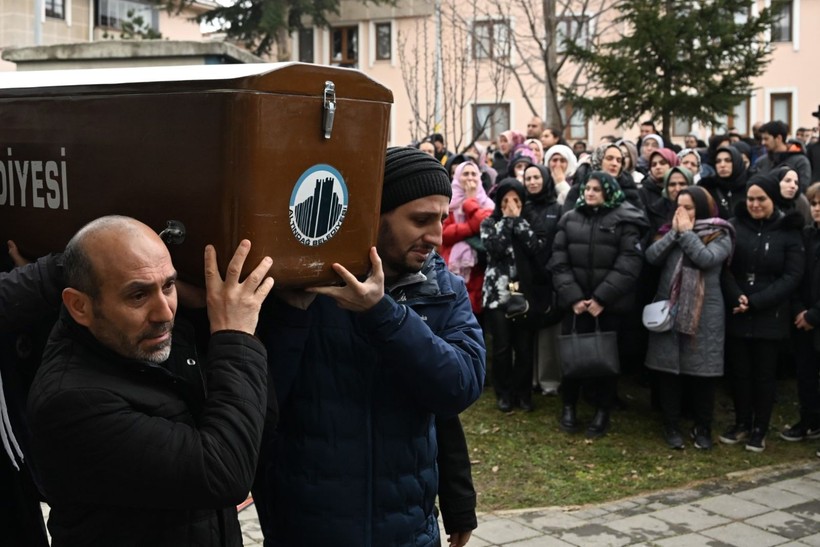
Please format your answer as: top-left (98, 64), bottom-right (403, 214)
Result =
top-left (323, 81), bottom-right (336, 139)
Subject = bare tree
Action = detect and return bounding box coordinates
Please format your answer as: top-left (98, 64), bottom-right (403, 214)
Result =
top-left (461, 0), bottom-right (619, 131)
top-left (397, 0), bottom-right (511, 151)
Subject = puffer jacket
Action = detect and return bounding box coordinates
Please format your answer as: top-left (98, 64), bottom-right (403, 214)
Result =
top-left (549, 201), bottom-right (648, 316)
top-left (722, 204), bottom-right (805, 340)
top-left (27, 312), bottom-right (269, 547)
top-left (791, 222), bottom-right (820, 328)
top-left (698, 146), bottom-right (748, 219)
top-left (252, 253), bottom-right (486, 547)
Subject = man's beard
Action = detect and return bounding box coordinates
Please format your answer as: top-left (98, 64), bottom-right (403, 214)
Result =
top-left (91, 303), bottom-right (173, 364)
top-left (377, 221), bottom-right (432, 278)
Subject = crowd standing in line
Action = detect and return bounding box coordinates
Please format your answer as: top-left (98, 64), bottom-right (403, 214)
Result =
top-left (424, 105), bottom-right (820, 455)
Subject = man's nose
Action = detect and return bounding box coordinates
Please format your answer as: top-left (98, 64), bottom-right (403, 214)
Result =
top-left (425, 222), bottom-right (443, 247)
top-left (149, 293), bottom-right (175, 323)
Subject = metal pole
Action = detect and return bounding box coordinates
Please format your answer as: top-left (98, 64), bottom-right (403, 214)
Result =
top-left (433, 0), bottom-right (443, 132)
top-left (34, 0), bottom-right (44, 45)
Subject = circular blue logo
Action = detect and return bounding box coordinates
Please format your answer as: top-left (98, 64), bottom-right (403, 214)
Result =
top-left (288, 164), bottom-right (349, 247)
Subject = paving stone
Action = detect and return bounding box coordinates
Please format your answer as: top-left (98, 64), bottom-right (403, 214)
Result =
top-left (650, 504), bottom-right (731, 531)
top-left (791, 499), bottom-right (820, 524)
top-left (604, 513), bottom-right (682, 542)
top-left (746, 510), bottom-right (820, 540)
top-left (654, 533), bottom-right (734, 547)
top-left (586, 512), bottom-right (625, 525)
top-left (470, 517), bottom-right (541, 544)
top-left (568, 506), bottom-right (609, 519)
top-left (735, 485), bottom-right (814, 510)
top-left (777, 478), bottom-right (820, 500)
top-left (693, 494), bottom-right (772, 519)
top-left (505, 536), bottom-right (575, 546)
top-left (801, 532), bottom-right (820, 546)
top-left (557, 523), bottom-right (632, 547)
top-left (599, 500), bottom-right (639, 512)
top-left (701, 521), bottom-right (789, 547)
top-left (804, 471), bottom-right (820, 483)
top-left (660, 488), bottom-right (704, 503)
top-left (460, 536), bottom-right (492, 547)
top-left (647, 501), bottom-right (672, 511)
top-left (510, 511), bottom-right (587, 531)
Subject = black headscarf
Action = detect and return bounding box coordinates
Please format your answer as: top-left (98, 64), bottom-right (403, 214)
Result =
top-left (491, 178), bottom-right (527, 220)
top-left (523, 163), bottom-right (557, 205)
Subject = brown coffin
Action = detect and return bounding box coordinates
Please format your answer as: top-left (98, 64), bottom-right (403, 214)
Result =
top-left (0, 63), bottom-right (393, 287)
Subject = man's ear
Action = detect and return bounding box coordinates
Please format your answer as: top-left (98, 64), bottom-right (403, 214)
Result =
top-left (62, 288), bottom-right (93, 327)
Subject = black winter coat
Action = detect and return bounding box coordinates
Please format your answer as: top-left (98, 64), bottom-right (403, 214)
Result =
top-left (638, 178), bottom-right (676, 240)
top-left (722, 205), bottom-right (805, 340)
top-left (791, 223), bottom-right (820, 328)
top-left (522, 173), bottom-right (563, 322)
top-left (28, 313), bottom-right (269, 547)
top-left (549, 201), bottom-right (649, 316)
top-left (698, 146), bottom-right (749, 220)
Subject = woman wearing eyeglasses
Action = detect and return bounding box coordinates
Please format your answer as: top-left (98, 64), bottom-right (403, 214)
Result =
top-left (698, 146), bottom-right (749, 220)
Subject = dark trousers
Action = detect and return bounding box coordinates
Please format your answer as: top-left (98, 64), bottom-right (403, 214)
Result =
top-left (793, 329), bottom-right (820, 424)
top-left (656, 372), bottom-right (716, 430)
top-left (560, 313), bottom-right (619, 410)
top-left (487, 308), bottom-right (535, 403)
top-left (726, 337), bottom-right (779, 431)
top-left (0, 459), bottom-right (48, 547)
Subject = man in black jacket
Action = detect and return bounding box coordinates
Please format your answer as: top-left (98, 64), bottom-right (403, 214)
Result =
top-left (27, 216), bottom-right (274, 547)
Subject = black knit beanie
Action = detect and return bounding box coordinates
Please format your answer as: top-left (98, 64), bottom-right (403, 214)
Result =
top-left (381, 147), bottom-right (452, 213)
top-left (746, 171), bottom-right (781, 204)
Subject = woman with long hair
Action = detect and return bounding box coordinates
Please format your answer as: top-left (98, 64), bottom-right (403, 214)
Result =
top-left (644, 186), bottom-right (735, 450)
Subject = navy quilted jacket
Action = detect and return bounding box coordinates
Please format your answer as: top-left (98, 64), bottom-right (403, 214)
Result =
top-left (253, 253), bottom-right (486, 547)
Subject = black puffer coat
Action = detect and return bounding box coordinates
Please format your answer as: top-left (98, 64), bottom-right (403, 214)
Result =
top-left (791, 222), bottom-right (820, 328)
top-left (549, 201), bottom-right (649, 316)
top-left (722, 204), bottom-right (805, 340)
top-left (698, 146), bottom-right (748, 220)
top-left (28, 313), bottom-right (269, 547)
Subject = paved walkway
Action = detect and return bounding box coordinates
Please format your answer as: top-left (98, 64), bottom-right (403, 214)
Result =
top-left (239, 461), bottom-right (820, 546)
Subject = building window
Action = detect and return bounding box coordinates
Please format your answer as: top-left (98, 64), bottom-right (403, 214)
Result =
top-left (331, 26), bottom-right (358, 68)
top-left (97, 0), bottom-right (157, 31)
top-left (555, 16), bottom-right (590, 54)
top-left (46, 0), bottom-right (65, 19)
top-left (771, 1), bottom-right (792, 42)
top-left (672, 118), bottom-right (693, 137)
top-left (298, 28), bottom-right (314, 63)
top-left (472, 19), bottom-right (510, 60)
top-left (771, 93), bottom-right (792, 126)
top-left (562, 105), bottom-right (588, 141)
top-left (375, 22), bottom-right (391, 61)
top-left (473, 103), bottom-right (510, 142)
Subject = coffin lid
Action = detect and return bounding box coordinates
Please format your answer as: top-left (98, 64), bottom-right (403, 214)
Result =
top-left (0, 62), bottom-right (393, 102)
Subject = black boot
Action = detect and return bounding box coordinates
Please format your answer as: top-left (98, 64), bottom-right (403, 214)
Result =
top-left (559, 405), bottom-right (579, 433)
top-left (586, 408), bottom-right (610, 439)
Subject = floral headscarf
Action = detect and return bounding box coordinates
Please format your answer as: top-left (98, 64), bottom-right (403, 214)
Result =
top-left (575, 170), bottom-right (625, 210)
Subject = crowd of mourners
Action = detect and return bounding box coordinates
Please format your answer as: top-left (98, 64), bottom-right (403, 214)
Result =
top-left (416, 110), bottom-right (820, 455)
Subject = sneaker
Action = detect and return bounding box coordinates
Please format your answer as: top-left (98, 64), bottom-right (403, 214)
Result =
top-left (691, 426), bottom-right (713, 450)
top-left (663, 426), bottom-right (685, 450)
top-left (719, 424), bottom-right (750, 445)
top-left (779, 421), bottom-right (820, 442)
top-left (745, 428), bottom-right (766, 453)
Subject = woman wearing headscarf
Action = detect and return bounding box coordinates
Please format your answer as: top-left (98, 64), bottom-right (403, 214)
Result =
top-left (549, 172), bottom-right (648, 438)
top-left (525, 138), bottom-right (544, 165)
top-left (638, 148), bottom-right (679, 216)
top-left (775, 166), bottom-right (812, 225)
top-left (698, 145), bottom-right (748, 220)
top-left (644, 186), bottom-right (735, 450)
top-left (563, 143), bottom-right (642, 215)
top-left (782, 182), bottom-right (820, 446)
top-left (637, 134), bottom-right (664, 175)
top-left (441, 161), bottom-right (495, 317)
top-left (481, 178), bottom-right (548, 412)
top-left (618, 139), bottom-right (645, 186)
top-left (522, 164), bottom-right (564, 395)
top-left (544, 144), bottom-right (578, 206)
top-left (677, 148), bottom-right (702, 184)
top-left (647, 166), bottom-right (693, 239)
top-left (720, 174), bottom-right (804, 452)
top-left (491, 130), bottom-right (524, 179)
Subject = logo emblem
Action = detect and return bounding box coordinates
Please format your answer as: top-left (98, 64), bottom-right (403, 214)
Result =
top-left (289, 164), bottom-right (349, 247)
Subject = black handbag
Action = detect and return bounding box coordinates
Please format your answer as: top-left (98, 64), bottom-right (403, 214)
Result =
top-left (501, 282), bottom-right (530, 320)
top-left (558, 316), bottom-right (620, 379)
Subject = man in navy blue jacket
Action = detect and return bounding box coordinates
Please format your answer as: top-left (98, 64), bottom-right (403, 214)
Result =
top-left (253, 147), bottom-right (486, 547)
